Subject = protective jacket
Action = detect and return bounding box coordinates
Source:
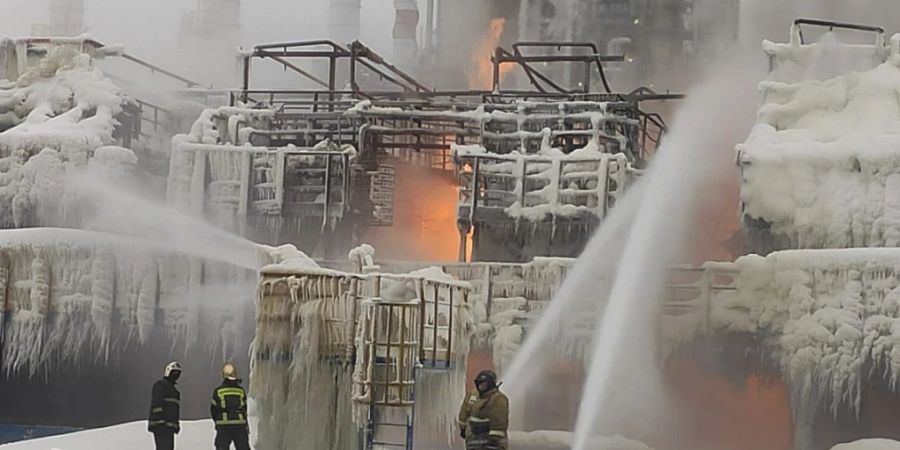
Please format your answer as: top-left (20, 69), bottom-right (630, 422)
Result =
top-left (148, 377), bottom-right (181, 433)
top-left (210, 378), bottom-right (249, 429)
top-left (458, 388), bottom-right (509, 450)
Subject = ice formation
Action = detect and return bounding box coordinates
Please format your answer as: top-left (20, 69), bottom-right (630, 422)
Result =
top-left (739, 34), bottom-right (900, 251)
top-left (251, 246), bottom-right (474, 450)
top-left (168, 106), bottom-right (355, 240)
top-left (0, 40), bottom-right (165, 229)
top-left (0, 228), bottom-right (255, 375)
top-left (453, 139), bottom-right (632, 222)
top-left (701, 249), bottom-right (900, 419)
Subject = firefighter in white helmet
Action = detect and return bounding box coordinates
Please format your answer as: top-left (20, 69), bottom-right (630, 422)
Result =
top-left (148, 361), bottom-right (182, 450)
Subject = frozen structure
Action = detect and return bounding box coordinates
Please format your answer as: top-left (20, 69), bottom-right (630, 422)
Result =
top-left (0, 36), bottom-right (259, 428)
top-left (0, 228), bottom-right (255, 376)
top-left (660, 19), bottom-right (900, 450)
top-left (251, 245), bottom-right (474, 450)
top-left (170, 39), bottom-right (675, 261)
top-left (739, 20), bottom-right (897, 252)
top-left (0, 37), bottom-right (215, 228)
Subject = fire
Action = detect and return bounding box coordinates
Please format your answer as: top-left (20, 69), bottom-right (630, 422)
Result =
top-left (361, 162), bottom-right (462, 261)
top-left (468, 17), bottom-right (513, 90)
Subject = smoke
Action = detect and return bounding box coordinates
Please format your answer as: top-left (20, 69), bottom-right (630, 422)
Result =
top-left (740, 0), bottom-right (900, 46)
top-left (0, 0), bottom-right (405, 89)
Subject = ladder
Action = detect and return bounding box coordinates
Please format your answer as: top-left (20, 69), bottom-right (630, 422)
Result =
top-left (354, 275), bottom-right (469, 450)
top-left (364, 367), bottom-right (417, 450)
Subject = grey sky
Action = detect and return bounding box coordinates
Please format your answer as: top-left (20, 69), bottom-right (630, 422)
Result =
top-left (0, 0), bottom-right (399, 67)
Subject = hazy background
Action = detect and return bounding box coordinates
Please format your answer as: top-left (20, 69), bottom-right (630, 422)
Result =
top-left (0, 0), bottom-right (403, 69)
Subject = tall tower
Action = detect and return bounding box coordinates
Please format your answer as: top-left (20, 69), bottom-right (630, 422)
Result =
top-left (178, 0), bottom-right (241, 87)
top-left (329, 0), bottom-right (361, 45)
top-left (49, 0), bottom-right (85, 37)
top-left (393, 0), bottom-right (419, 72)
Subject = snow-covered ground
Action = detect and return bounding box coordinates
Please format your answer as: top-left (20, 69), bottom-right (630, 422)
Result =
top-left (831, 440), bottom-right (900, 450)
top-left (0, 419), bottom-right (255, 450)
top-left (2, 420), bottom-right (896, 450)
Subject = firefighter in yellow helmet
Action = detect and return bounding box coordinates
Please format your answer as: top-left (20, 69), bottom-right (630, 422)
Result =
top-left (210, 363), bottom-right (250, 450)
top-left (458, 370), bottom-right (509, 450)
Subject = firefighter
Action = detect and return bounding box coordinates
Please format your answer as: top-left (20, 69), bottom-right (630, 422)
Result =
top-left (148, 361), bottom-right (182, 450)
top-left (211, 363), bottom-right (251, 450)
top-left (458, 369), bottom-right (509, 450)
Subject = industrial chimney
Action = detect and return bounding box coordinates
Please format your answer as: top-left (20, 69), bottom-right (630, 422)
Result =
top-left (178, 0), bottom-right (241, 87)
top-left (49, 0), bottom-right (85, 37)
top-left (393, 0), bottom-right (419, 72)
top-left (329, 0), bottom-right (361, 45)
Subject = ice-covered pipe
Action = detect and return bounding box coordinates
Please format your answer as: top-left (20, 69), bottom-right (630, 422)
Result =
top-left (329, 0), bottom-right (362, 45)
top-left (393, 0), bottom-right (419, 71)
top-left (49, 0), bottom-right (85, 37)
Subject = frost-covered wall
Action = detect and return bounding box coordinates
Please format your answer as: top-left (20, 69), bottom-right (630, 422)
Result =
top-left (658, 248), bottom-right (900, 450)
top-left (338, 255), bottom-right (576, 376)
top-left (251, 248), bottom-right (474, 450)
top-left (0, 228), bottom-right (254, 376)
top-left (739, 33), bottom-right (900, 252)
top-left (708, 250), bottom-right (900, 417)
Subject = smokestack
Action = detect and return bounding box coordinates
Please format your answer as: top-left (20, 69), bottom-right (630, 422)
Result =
top-left (198, 0), bottom-right (240, 31)
top-left (329, 0), bottom-right (361, 45)
top-left (178, 0), bottom-right (241, 87)
top-left (393, 0), bottom-right (419, 71)
top-left (49, 0), bottom-right (85, 37)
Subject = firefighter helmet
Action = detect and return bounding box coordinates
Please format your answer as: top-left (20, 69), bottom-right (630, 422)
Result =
top-left (474, 370), bottom-right (498, 391)
top-left (164, 361), bottom-right (182, 378)
top-left (222, 363), bottom-right (239, 380)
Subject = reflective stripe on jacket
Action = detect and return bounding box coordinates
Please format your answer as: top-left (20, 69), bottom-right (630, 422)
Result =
top-left (210, 379), bottom-right (248, 428)
top-left (148, 378), bottom-right (180, 432)
top-left (457, 388), bottom-right (509, 449)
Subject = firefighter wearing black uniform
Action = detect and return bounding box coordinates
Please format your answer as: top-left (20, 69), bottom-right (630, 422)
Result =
top-left (148, 361), bottom-right (182, 450)
top-left (211, 363), bottom-right (251, 450)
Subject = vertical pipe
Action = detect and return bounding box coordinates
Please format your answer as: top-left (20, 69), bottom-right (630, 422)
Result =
top-left (328, 56), bottom-right (337, 112)
top-left (424, 0), bottom-right (435, 50)
top-left (432, 283), bottom-right (438, 363)
top-left (384, 303), bottom-right (393, 404)
top-left (492, 48), bottom-right (501, 92)
top-left (349, 44), bottom-right (358, 94)
top-left (237, 151), bottom-right (252, 236)
top-left (323, 155), bottom-right (332, 231)
top-left (417, 279), bottom-right (426, 362)
top-left (242, 56), bottom-right (251, 103)
top-left (446, 288), bottom-right (453, 367)
top-left (399, 304), bottom-right (407, 401)
top-left (583, 61), bottom-right (591, 93)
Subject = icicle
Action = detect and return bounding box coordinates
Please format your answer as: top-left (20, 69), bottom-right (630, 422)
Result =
top-left (135, 256), bottom-right (158, 344)
top-left (90, 246), bottom-right (115, 361)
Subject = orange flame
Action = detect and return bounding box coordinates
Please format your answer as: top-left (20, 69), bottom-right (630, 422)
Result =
top-left (360, 163), bottom-right (461, 262)
top-left (468, 18), bottom-right (513, 90)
